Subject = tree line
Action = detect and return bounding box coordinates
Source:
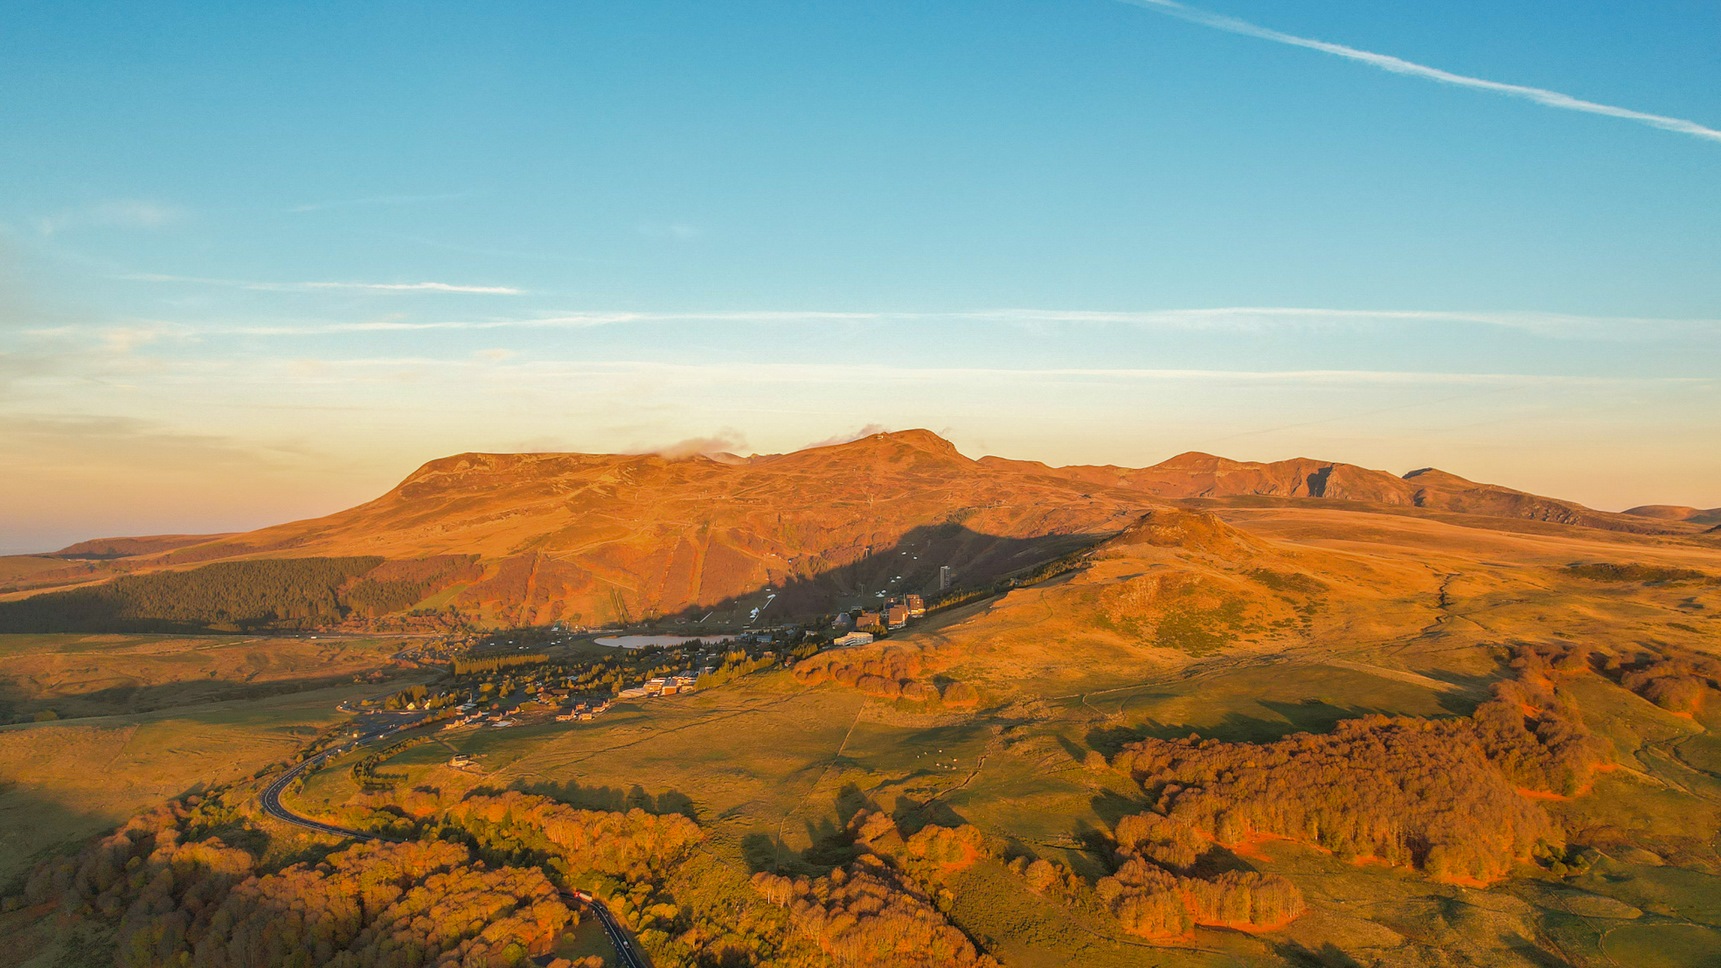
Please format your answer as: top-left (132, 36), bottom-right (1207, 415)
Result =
top-left (0, 555), bottom-right (480, 633)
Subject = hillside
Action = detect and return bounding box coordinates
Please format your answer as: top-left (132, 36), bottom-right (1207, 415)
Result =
top-left (1032, 451), bottom-right (1674, 534)
top-left (1624, 504), bottom-right (1721, 526)
top-left (5, 431), bottom-right (1708, 631)
top-left (31, 431), bottom-right (1156, 628)
top-left (52, 534), bottom-right (235, 559)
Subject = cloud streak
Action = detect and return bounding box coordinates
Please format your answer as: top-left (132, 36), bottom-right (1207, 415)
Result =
top-left (293, 281), bottom-right (523, 294)
top-left (194, 306), bottom-right (1719, 340)
top-left (38, 200), bottom-right (184, 235)
top-left (287, 192), bottom-right (472, 213)
top-left (223, 356), bottom-right (1709, 390)
top-left (125, 273), bottom-right (522, 295)
top-left (1117, 0), bottom-right (1721, 144)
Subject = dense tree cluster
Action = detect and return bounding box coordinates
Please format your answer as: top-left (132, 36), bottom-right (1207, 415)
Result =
top-left (449, 654), bottom-right (550, 677)
top-left (441, 792), bottom-right (703, 883)
top-left (793, 644), bottom-right (976, 706)
top-left (1101, 862), bottom-right (1303, 938)
top-left (1470, 648), bottom-right (1612, 795)
top-left (1108, 647), bottom-right (1621, 888)
top-left (1113, 714), bottom-right (1559, 885)
top-left (848, 811), bottom-right (987, 881)
top-left (25, 802), bottom-right (574, 968)
top-left (1602, 643), bottom-right (1721, 716)
top-left (1073, 811), bottom-right (1306, 938)
top-left (750, 857), bottom-right (999, 968)
top-left (0, 558), bottom-right (386, 632)
top-left (1565, 562), bottom-right (1714, 584)
top-left (0, 556), bottom-right (485, 633)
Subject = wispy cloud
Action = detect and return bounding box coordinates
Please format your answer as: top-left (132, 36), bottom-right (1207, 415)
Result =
top-left (248, 356), bottom-right (1709, 390)
top-left (287, 192), bottom-right (472, 213)
top-left (1116, 0), bottom-right (1721, 144)
top-left (38, 200), bottom-right (184, 235)
top-left (805, 424), bottom-right (893, 448)
top-left (624, 429), bottom-right (749, 459)
top-left (191, 306), bottom-right (1719, 340)
top-left (636, 221), bottom-right (702, 241)
top-left (292, 281), bottom-right (523, 294)
top-left (124, 273), bottom-right (522, 295)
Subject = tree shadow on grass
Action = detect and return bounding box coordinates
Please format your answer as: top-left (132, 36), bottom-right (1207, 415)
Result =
top-left (512, 779), bottom-right (697, 819)
top-left (1087, 700), bottom-right (1407, 755)
top-left (1273, 941), bottom-right (1363, 967)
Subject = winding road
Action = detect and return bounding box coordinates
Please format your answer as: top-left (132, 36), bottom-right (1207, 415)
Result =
top-left (258, 714), bottom-right (647, 967)
top-left (258, 744), bottom-right (386, 841)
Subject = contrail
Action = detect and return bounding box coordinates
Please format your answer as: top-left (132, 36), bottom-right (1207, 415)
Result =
top-left (1116, 0), bottom-right (1721, 144)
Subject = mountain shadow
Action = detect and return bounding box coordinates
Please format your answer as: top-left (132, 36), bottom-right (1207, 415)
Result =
top-left (647, 521), bottom-right (1112, 630)
top-left (0, 523), bottom-right (1113, 635)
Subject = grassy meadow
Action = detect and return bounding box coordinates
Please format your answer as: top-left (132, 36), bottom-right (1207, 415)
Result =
top-left (0, 633), bottom-right (425, 886)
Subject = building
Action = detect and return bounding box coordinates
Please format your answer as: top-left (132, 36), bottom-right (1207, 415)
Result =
top-left (886, 604), bottom-right (909, 629)
top-left (905, 594), bottom-right (926, 617)
top-left (833, 631), bottom-right (874, 648)
top-left (856, 610), bottom-right (883, 629)
top-left (939, 566), bottom-right (954, 590)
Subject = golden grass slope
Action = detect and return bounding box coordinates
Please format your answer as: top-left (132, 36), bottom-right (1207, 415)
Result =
top-left (802, 501), bottom-right (1721, 709)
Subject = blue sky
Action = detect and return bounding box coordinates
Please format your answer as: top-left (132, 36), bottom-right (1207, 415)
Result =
top-left (2, 0), bottom-right (1718, 551)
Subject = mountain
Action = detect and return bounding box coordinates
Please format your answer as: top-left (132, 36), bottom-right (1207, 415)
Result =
top-left (126, 430), bottom-right (1154, 627)
top-left (1623, 505), bottom-right (1721, 527)
top-left (7, 430), bottom-right (1706, 631)
top-left (1003, 450), bottom-right (1671, 533)
top-left (1037, 451), bottom-right (1416, 503)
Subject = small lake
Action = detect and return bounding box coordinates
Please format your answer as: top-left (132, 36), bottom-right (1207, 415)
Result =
top-left (594, 634), bottom-right (734, 650)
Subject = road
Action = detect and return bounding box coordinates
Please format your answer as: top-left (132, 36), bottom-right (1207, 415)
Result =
top-left (258, 745), bottom-right (386, 841)
top-left (258, 711), bottom-right (648, 968)
top-left (255, 710), bottom-right (420, 841)
top-left (564, 890), bottom-right (650, 968)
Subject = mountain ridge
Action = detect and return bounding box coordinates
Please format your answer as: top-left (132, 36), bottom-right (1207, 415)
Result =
top-left (21, 430), bottom-right (1709, 629)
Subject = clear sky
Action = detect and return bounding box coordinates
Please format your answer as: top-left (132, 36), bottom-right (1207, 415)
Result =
top-left (3, 0), bottom-right (1718, 553)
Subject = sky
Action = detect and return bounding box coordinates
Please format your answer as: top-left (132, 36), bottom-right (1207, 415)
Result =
top-left (2, 0), bottom-right (1718, 553)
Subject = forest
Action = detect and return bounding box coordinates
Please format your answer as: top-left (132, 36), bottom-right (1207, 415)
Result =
top-left (17, 774), bottom-right (1012, 968)
top-left (1109, 644), bottom-right (1618, 892)
top-left (0, 556), bottom-right (480, 633)
top-left (751, 811), bottom-right (999, 968)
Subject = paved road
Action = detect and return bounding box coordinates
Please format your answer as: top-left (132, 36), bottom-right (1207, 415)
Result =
top-left (563, 891), bottom-right (650, 968)
top-left (258, 744), bottom-right (388, 841)
top-left (259, 716), bottom-right (647, 968)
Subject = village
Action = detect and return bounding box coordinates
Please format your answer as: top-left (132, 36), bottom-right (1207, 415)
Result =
top-left (349, 587), bottom-right (940, 740)
top-left (827, 592), bottom-right (927, 648)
